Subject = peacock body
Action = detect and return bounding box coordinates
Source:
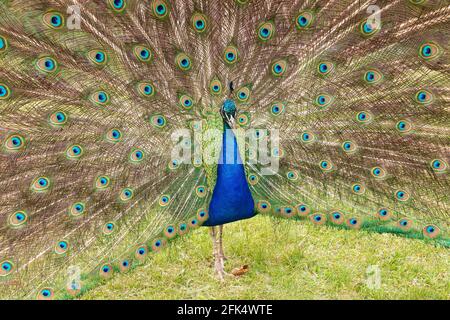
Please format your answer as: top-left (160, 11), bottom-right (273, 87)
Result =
top-left (0, 0), bottom-right (449, 299)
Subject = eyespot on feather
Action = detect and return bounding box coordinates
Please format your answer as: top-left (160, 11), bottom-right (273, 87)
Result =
top-left (192, 12), bottom-right (208, 33)
top-left (137, 82), bottom-right (155, 98)
top-left (0, 35), bottom-right (8, 53)
top-left (175, 53), bottom-right (192, 71)
top-left (422, 225), bottom-right (440, 239)
top-left (49, 111), bottom-right (68, 127)
top-left (317, 61), bottom-right (334, 76)
top-left (0, 83), bottom-right (11, 99)
top-left (95, 175), bottom-right (111, 190)
top-left (210, 78), bottom-right (223, 95)
top-left (295, 10), bottom-right (315, 29)
top-left (310, 213), bottom-right (326, 225)
top-left (152, 0), bottom-right (169, 19)
top-left (296, 204), bottom-right (310, 217)
top-left (42, 11), bottom-right (65, 29)
top-left (0, 260), bottom-right (14, 276)
top-left (69, 202), bottom-right (86, 218)
top-left (376, 208), bottom-right (391, 221)
top-left (37, 288), bottom-right (54, 300)
top-left (419, 42), bottom-right (442, 61)
top-left (224, 45), bottom-right (239, 65)
top-left (3, 133), bottom-right (26, 152)
top-left (36, 56), bottom-right (58, 73)
top-left (133, 45), bottom-right (152, 63)
top-left (31, 176), bottom-right (51, 193)
top-left (258, 21), bottom-right (275, 41)
top-left (108, 0), bottom-right (126, 12)
top-left (87, 50), bottom-right (107, 66)
top-left (271, 59), bottom-right (287, 77)
top-left (9, 210), bottom-right (28, 228)
top-left (329, 211), bottom-right (345, 224)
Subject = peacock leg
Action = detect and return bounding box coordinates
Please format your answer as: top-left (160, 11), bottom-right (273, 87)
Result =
top-left (218, 225), bottom-right (227, 264)
top-left (210, 226), bottom-right (227, 281)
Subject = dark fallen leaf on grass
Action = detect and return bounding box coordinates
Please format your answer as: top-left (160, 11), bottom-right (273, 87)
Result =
top-left (231, 265), bottom-right (249, 277)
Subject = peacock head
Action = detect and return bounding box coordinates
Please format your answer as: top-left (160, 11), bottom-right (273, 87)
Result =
top-left (220, 82), bottom-right (237, 127)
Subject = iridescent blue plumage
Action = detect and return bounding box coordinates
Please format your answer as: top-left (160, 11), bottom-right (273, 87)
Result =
top-left (204, 100), bottom-right (255, 226)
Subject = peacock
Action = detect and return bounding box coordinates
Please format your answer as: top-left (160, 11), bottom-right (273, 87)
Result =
top-left (0, 0), bottom-right (448, 299)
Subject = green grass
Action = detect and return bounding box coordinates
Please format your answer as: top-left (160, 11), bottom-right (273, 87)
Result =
top-left (81, 215), bottom-right (449, 300)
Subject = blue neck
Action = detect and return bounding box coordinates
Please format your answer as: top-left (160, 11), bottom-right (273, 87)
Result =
top-left (203, 121), bottom-right (256, 226)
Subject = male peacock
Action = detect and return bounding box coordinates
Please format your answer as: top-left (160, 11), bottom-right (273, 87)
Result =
top-left (0, 0), bottom-right (449, 299)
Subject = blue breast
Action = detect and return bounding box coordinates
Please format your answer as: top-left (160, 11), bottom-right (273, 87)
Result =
top-left (203, 124), bottom-right (256, 226)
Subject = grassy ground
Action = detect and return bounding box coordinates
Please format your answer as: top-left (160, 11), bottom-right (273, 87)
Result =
top-left (82, 215), bottom-right (449, 300)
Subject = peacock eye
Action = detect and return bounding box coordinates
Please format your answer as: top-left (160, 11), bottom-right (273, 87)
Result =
top-left (99, 264), bottom-right (113, 278)
top-left (271, 60), bottom-right (287, 77)
top-left (192, 13), bottom-right (207, 33)
top-left (346, 217), bottom-right (361, 229)
top-left (419, 42), bottom-right (441, 60)
top-left (175, 53), bottom-right (192, 71)
top-left (317, 61), bottom-right (334, 76)
top-left (88, 50), bottom-right (107, 66)
top-left (105, 128), bottom-right (122, 143)
top-left (159, 194), bottom-right (171, 206)
top-left (0, 35), bottom-right (8, 53)
top-left (237, 113), bottom-right (250, 127)
top-left (296, 11), bottom-right (315, 29)
top-left (31, 176), bottom-right (51, 192)
top-left (364, 69), bottom-right (383, 84)
top-left (356, 111), bottom-right (373, 123)
top-left (4, 134), bottom-right (26, 151)
top-left (258, 21), bottom-right (275, 41)
top-left (69, 202), bottom-right (86, 217)
top-left (1, 260), bottom-right (14, 276)
top-left (36, 57), bottom-right (58, 73)
top-left (90, 90), bottom-right (110, 106)
top-left (8, 211), bottom-right (28, 228)
top-left (109, 0), bottom-right (126, 11)
top-left (395, 190), bottom-right (410, 202)
top-left (415, 90), bottom-right (433, 105)
top-left (210, 78), bottom-right (223, 95)
top-left (371, 166), bottom-right (386, 179)
top-left (310, 213), bottom-right (326, 225)
top-left (120, 188), bottom-right (134, 202)
top-left (423, 224), bottom-right (440, 238)
top-left (66, 144), bottom-right (84, 159)
top-left (319, 160), bottom-right (334, 172)
top-left (178, 94), bottom-right (194, 110)
top-left (396, 120), bottom-right (412, 133)
top-left (430, 159), bottom-right (447, 173)
top-left (55, 240), bottom-right (69, 254)
top-left (43, 12), bottom-right (65, 29)
top-left (120, 259), bottom-right (131, 272)
top-left (352, 183), bottom-right (365, 194)
top-left (315, 94), bottom-right (333, 108)
top-left (359, 19), bottom-right (380, 37)
top-left (0, 83), bottom-right (11, 99)
top-left (133, 45), bottom-right (152, 63)
top-left (224, 45), bottom-right (239, 65)
top-left (95, 175), bottom-right (111, 190)
top-left (49, 111), bottom-right (68, 127)
top-left (103, 222), bottom-right (116, 235)
top-left (152, 0), bottom-right (169, 19)
top-left (37, 288), bottom-right (54, 300)
top-left (341, 140), bottom-right (357, 153)
top-left (300, 131), bottom-right (315, 144)
top-left (129, 149), bottom-right (144, 163)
